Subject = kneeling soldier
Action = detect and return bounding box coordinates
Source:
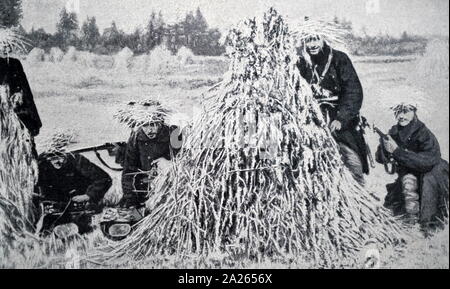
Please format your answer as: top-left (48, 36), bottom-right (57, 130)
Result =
top-left (116, 100), bottom-right (181, 208)
top-left (376, 103), bottom-right (449, 231)
top-left (35, 133), bottom-right (112, 234)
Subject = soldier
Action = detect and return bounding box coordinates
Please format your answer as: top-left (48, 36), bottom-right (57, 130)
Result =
top-left (376, 103), bottom-right (449, 232)
top-left (296, 20), bottom-right (369, 185)
top-left (35, 133), bottom-right (112, 233)
top-left (115, 100), bottom-right (181, 208)
top-left (1, 29), bottom-right (42, 145)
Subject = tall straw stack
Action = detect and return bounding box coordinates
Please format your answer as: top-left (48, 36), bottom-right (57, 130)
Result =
top-left (0, 85), bottom-right (38, 247)
top-left (105, 9), bottom-right (405, 267)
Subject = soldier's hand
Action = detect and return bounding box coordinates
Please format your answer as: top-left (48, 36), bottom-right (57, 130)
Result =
top-left (72, 194), bottom-right (91, 203)
top-left (329, 120), bottom-right (342, 132)
top-left (383, 135), bottom-right (398, 154)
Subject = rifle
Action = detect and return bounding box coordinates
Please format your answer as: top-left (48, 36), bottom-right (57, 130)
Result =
top-left (70, 142), bottom-right (126, 171)
top-left (373, 126), bottom-right (397, 175)
top-left (359, 116), bottom-right (376, 169)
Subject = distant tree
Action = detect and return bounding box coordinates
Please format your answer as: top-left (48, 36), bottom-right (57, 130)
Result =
top-left (26, 27), bottom-right (57, 52)
top-left (400, 31), bottom-right (411, 42)
top-left (80, 16), bottom-right (100, 51)
top-left (166, 23), bottom-right (183, 54)
top-left (194, 8), bottom-right (208, 33)
top-left (55, 8), bottom-right (79, 50)
top-left (178, 8), bottom-right (224, 55)
top-left (144, 11), bottom-right (165, 51)
top-left (101, 21), bottom-right (125, 53)
top-left (155, 11), bottom-right (165, 46)
top-left (125, 27), bottom-right (145, 54)
top-left (182, 11), bottom-right (196, 47)
top-left (0, 0), bottom-right (23, 27)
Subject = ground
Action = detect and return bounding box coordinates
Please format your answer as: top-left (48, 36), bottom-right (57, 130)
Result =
top-left (15, 48), bottom-right (449, 268)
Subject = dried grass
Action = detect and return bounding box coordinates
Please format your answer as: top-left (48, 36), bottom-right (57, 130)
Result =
top-left (0, 85), bottom-right (38, 251)
top-left (0, 27), bottom-right (28, 57)
top-left (104, 9), bottom-right (406, 268)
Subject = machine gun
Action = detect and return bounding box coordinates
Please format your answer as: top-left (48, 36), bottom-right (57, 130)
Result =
top-left (373, 126), bottom-right (397, 175)
top-left (70, 142), bottom-right (126, 171)
top-left (36, 199), bottom-right (101, 238)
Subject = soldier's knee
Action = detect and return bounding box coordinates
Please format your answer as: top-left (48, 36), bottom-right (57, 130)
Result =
top-left (401, 174), bottom-right (418, 192)
top-left (401, 174), bottom-right (420, 217)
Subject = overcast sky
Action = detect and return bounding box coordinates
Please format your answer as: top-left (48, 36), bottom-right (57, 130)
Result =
top-left (22, 0), bottom-right (449, 36)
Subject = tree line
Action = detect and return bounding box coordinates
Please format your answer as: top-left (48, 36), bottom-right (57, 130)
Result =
top-left (2, 0), bottom-right (225, 56)
top-left (2, 0), bottom-right (428, 57)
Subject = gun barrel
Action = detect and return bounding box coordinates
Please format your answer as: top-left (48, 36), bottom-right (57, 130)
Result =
top-left (70, 143), bottom-right (115, 154)
top-left (373, 127), bottom-right (388, 139)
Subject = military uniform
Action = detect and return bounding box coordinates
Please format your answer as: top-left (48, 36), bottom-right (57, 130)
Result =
top-left (120, 124), bottom-right (178, 206)
top-left (296, 43), bottom-right (369, 183)
top-left (37, 153), bottom-right (112, 204)
top-left (35, 153), bottom-right (112, 234)
top-left (376, 117), bottom-right (449, 228)
top-left (1, 57), bottom-right (42, 137)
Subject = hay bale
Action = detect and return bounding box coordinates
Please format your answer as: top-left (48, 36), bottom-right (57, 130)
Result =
top-left (48, 47), bottom-right (64, 63)
top-left (415, 39), bottom-right (449, 80)
top-left (62, 46), bottom-right (78, 63)
top-left (176, 46), bottom-right (195, 65)
top-left (27, 47), bottom-right (45, 63)
top-left (145, 45), bottom-right (175, 74)
top-left (107, 9), bottom-right (405, 267)
top-left (0, 27), bottom-right (28, 58)
top-left (114, 47), bottom-right (134, 70)
top-left (0, 85), bottom-right (38, 247)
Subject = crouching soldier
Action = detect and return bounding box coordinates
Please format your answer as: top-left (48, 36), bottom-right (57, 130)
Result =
top-left (35, 133), bottom-right (112, 234)
top-left (117, 100), bottom-right (181, 208)
top-left (376, 103), bottom-right (449, 232)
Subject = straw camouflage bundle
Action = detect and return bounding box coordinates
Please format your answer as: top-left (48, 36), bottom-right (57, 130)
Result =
top-left (0, 27), bottom-right (28, 57)
top-left (107, 9), bottom-right (404, 267)
top-left (0, 85), bottom-right (38, 246)
top-left (114, 99), bottom-right (172, 128)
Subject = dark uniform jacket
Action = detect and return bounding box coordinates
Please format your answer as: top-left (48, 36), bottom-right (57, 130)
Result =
top-left (0, 57), bottom-right (42, 137)
top-left (296, 43), bottom-right (369, 173)
top-left (37, 153), bottom-right (112, 204)
top-left (376, 118), bottom-right (449, 224)
top-left (121, 124), bottom-right (177, 195)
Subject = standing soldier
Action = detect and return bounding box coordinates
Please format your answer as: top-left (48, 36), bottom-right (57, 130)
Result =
top-left (376, 103), bottom-right (449, 232)
top-left (295, 19), bottom-right (369, 185)
top-left (1, 28), bottom-right (42, 146)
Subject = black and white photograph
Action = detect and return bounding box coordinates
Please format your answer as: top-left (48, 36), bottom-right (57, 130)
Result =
top-left (0, 0), bottom-right (448, 272)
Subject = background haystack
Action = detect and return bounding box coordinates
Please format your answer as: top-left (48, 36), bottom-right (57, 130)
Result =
top-left (106, 9), bottom-right (405, 268)
top-left (176, 46), bottom-right (195, 65)
top-left (62, 46), bottom-right (78, 63)
top-left (114, 47), bottom-right (134, 71)
top-left (27, 47), bottom-right (45, 63)
top-left (145, 45), bottom-right (175, 75)
top-left (48, 47), bottom-right (64, 63)
top-left (412, 39), bottom-right (449, 82)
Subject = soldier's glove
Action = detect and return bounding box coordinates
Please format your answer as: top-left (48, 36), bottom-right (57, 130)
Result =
top-left (72, 194), bottom-right (91, 203)
top-left (330, 120), bottom-right (342, 132)
top-left (383, 136), bottom-right (398, 154)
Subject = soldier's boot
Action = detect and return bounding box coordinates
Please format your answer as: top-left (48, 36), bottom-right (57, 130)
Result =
top-left (401, 174), bottom-right (420, 224)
